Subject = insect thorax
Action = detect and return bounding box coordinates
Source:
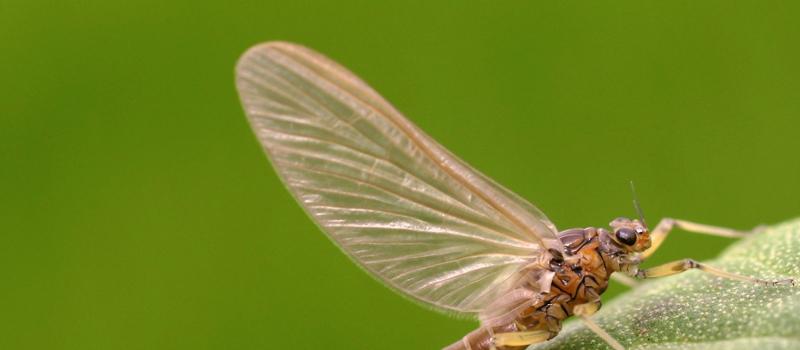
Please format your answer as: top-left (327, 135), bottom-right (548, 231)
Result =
top-left (459, 228), bottom-right (634, 350)
top-left (508, 228), bottom-right (619, 340)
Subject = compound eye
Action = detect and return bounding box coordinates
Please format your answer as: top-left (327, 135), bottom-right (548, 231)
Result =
top-left (616, 228), bottom-right (637, 246)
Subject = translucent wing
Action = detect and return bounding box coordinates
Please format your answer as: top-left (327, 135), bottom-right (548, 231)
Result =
top-left (236, 42), bottom-right (563, 315)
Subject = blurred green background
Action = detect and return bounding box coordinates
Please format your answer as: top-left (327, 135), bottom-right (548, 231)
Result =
top-left (3, 1), bottom-right (800, 349)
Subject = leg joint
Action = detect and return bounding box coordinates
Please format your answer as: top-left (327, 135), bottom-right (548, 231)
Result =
top-left (685, 259), bottom-right (700, 269)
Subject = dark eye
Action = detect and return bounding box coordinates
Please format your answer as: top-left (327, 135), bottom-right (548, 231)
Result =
top-left (616, 228), bottom-right (637, 245)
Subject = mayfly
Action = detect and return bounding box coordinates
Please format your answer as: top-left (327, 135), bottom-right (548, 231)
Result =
top-left (235, 42), bottom-right (794, 350)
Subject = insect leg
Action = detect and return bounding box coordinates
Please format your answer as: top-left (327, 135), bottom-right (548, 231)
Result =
top-left (575, 313), bottom-right (625, 350)
top-left (642, 218), bottom-right (751, 259)
top-left (572, 289), bottom-right (626, 350)
top-left (461, 336), bottom-right (472, 350)
top-left (635, 258), bottom-right (795, 286)
top-left (492, 329), bottom-right (551, 348)
top-left (610, 273), bottom-right (640, 288)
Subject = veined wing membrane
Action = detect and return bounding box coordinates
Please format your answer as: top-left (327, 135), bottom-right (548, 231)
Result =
top-left (236, 42), bottom-right (562, 315)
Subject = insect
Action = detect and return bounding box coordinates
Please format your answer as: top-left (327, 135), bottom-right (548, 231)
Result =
top-left (234, 41), bottom-right (795, 350)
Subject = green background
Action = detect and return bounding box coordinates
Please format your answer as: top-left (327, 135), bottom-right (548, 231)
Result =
top-left (3, 1), bottom-right (800, 349)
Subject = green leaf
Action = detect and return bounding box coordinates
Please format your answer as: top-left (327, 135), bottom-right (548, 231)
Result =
top-left (530, 218), bottom-right (800, 350)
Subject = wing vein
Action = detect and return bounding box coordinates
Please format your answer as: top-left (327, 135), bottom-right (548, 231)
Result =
top-left (268, 45), bottom-right (553, 247)
top-left (308, 205), bottom-right (531, 250)
top-left (245, 56), bottom-right (498, 217)
top-left (241, 62), bottom-right (385, 152)
top-left (254, 122), bottom-right (494, 222)
top-left (390, 254), bottom-right (528, 279)
top-left (276, 160), bottom-right (536, 247)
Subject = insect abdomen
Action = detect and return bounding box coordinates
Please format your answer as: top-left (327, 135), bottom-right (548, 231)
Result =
top-left (444, 229), bottom-right (612, 350)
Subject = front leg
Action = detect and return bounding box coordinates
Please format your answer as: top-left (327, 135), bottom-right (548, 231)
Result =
top-left (635, 258), bottom-right (795, 286)
top-left (642, 218), bottom-right (752, 259)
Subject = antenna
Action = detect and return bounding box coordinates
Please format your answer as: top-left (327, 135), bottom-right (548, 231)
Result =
top-left (629, 180), bottom-right (647, 228)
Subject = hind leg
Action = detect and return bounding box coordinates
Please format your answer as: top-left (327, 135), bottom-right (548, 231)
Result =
top-left (492, 329), bottom-right (551, 348)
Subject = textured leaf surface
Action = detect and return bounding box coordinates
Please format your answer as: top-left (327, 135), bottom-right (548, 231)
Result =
top-left (531, 218), bottom-right (800, 350)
